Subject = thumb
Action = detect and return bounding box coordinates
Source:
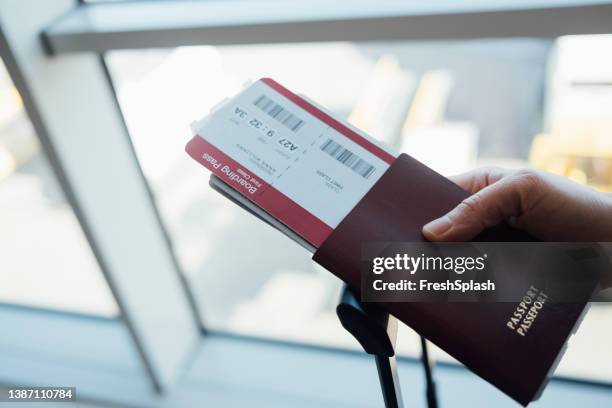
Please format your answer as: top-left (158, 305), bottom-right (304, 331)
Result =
top-left (422, 177), bottom-right (525, 241)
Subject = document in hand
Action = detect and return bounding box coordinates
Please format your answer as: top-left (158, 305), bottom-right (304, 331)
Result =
top-left (186, 78), bottom-right (591, 406)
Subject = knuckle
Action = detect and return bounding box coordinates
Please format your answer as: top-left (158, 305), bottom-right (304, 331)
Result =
top-left (510, 168), bottom-right (550, 210)
top-left (483, 166), bottom-right (506, 185)
top-left (513, 168), bottom-right (543, 192)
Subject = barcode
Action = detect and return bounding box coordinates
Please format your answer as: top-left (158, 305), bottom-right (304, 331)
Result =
top-left (320, 138), bottom-right (376, 179)
top-left (253, 95), bottom-right (304, 132)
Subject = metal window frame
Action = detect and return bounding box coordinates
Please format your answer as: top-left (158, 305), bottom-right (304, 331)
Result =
top-left (0, 0), bottom-right (201, 394)
top-left (42, 0), bottom-right (612, 54)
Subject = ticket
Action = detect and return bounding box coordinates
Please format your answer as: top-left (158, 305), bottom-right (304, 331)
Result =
top-left (186, 78), bottom-right (397, 247)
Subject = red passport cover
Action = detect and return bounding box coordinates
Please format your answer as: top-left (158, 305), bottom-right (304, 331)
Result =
top-left (312, 153), bottom-right (587, 405)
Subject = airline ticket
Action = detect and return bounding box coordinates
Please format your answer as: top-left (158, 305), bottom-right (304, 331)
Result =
top-left (186, 78), bottom-right (397, 247)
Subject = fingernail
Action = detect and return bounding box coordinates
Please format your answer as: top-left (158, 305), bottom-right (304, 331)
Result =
top-left (423, 216), bottom-right (452, 238)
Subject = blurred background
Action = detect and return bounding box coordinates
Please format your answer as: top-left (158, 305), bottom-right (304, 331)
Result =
top-left (3, 32), bottom-right (612, 386)
top-left (0, 0), bottom-right (612, 407)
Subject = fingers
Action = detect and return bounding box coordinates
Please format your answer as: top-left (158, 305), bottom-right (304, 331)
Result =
top-left (450, 166), bottom-right (510, 193)
top-left (423, 172), bottom-right (532, 241)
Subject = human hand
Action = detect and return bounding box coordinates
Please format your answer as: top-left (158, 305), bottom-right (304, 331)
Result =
top-left (421, 167), bottom-right (612, 287)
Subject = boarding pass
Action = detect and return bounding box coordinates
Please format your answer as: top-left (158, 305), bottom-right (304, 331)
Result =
top-left (186, 78), bottom-right (397, 247)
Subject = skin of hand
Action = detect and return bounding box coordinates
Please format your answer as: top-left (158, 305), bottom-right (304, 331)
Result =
top-left (421, 167), bottom-right (612, 288)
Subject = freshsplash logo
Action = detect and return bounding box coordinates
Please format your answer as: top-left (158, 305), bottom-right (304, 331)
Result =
top-left (372, 253), bottom-right (487, 275)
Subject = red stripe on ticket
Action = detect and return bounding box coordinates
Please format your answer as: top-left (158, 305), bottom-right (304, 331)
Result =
top-left (186, 136), bottom-right (333, 246)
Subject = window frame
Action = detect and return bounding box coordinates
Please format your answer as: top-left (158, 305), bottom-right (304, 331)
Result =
top-left (0, 0), bottom-right (201, 393)
top-left (42, 0), bottom-right (612, 54)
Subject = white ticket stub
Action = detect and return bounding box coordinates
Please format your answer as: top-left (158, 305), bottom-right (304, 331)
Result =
top-left (186, 78), bottom-right (397, 247)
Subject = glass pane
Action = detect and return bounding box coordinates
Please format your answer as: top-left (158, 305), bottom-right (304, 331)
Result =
top-left (0, 58), bottom-right (118, 317)
top-left (104, 38), bottom-right (612, 382)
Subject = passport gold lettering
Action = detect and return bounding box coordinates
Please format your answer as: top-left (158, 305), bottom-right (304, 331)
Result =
top-left (506, 286), bottom-right (548, 336)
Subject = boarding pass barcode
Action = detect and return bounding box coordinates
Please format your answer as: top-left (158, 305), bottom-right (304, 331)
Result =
top-left (320, 138), bottom-right (376, 179)
top-left (253, 95), bottom-right (304, 132)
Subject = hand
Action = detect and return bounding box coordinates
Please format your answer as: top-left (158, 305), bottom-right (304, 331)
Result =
top-left (421, 167), bottom-right (612, 288)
